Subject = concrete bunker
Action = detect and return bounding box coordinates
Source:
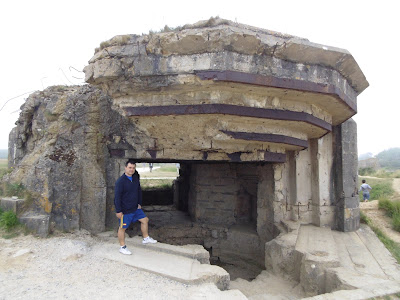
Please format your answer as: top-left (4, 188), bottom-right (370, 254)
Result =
top-left (5, 18), bottom-right (370, 294)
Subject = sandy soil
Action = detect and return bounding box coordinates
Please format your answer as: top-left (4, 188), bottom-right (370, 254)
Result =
top-left (0, 230), bottom-right (304, 300)
top-left (0, 231), bottom-right (234, 300)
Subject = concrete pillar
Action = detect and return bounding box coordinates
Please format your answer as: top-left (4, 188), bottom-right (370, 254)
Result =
top-left (287, 152), bottom-right (297, 221)
top-left (333, 119), bottom-right (359, 232)
top-left (257, 164), bottom-right (275, 242)
top-left (294, 149), bottom-right (312, 223)
top-left (310, 134), bottom-right (335, 228)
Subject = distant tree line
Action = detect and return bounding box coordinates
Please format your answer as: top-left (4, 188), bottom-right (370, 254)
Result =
top-left (359, 148), bottom-right (400, 170)
top-left (376, 148), bottom-right (400, 169)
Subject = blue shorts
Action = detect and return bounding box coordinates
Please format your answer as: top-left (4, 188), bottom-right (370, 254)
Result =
top-left (363, 193), bottom-right (370, 200)
top-left (120, 209), bottom-right (147, 229)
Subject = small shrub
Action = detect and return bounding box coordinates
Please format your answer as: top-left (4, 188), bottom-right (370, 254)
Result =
top-left (393, 214), bottom-right (400, 232)
top-left (44, 110), bottom-right (59, 122)
top-left (359, 167), bottom-right (375, 176)
top-left (0, 206), bottom-right (4, 216)
top-left (379, 199), bottom-right (400, 233)
top-left (0, 211), bottom-right (19, 230)
top-left (379, 198), bottom-right (395, 216)
top-left (1, 182), bottom-right (25, 198)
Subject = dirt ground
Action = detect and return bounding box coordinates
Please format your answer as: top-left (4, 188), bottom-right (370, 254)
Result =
top-left (359, 177), bottom-right (400, 244)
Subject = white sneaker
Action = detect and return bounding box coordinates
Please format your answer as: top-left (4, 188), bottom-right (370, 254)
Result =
top-left (142, 236), bottom-right (157, 244)
top-left (119, 246), bottom-right (132, 255)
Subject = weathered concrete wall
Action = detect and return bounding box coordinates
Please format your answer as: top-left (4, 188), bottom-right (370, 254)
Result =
top-left (188, 164), bottom-right (258, 226)
top-left (6, 85), bottom-right (143, 233)
top-left (257, 164), bottom-right (276, 242)
top-left (333, 119), bottom-right (359, 231)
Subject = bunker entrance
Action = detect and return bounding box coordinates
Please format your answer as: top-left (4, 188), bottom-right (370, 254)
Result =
top-left (138, 162), bottom-right (178, 207)
top-left (123, 161), bottom-right (276, 281)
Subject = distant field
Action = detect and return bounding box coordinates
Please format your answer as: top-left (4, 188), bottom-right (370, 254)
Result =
top-left (0, 159), bottom-right (7, 169)
top-left (0, 149), bottom-right (7, 159)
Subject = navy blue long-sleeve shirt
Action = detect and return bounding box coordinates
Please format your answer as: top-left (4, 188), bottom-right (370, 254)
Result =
top-left (114, 173), bottom-right (142, 214)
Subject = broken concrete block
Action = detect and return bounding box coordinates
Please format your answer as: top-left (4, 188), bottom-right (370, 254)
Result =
top-left (0, 197), bottom-right (25, 215)
top-left (18, 213), bottom-right (50, 237)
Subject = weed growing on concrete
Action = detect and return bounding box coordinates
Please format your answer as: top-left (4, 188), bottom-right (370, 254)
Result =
top-left (0, 182), bottom-right (25, 198)
top-left (44, 110), bottom-right (59, 122)
top-left (360, 212), bottom-right (400, 264)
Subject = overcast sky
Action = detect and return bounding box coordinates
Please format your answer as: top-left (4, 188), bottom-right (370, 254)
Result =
top-left (0, 0), bottom-right (398, 155)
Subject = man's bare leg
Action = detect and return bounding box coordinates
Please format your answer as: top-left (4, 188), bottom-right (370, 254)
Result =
top-left (118, 227), bottom-right (127, 246)
top-left (139, 217), bottom-right (149, 238)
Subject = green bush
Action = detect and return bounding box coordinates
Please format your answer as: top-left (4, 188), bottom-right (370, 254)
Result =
top-left (0, 206), bottom-right (4, 216)
top-left (393, 214), bottom-right (400, 232)
top-left (359, 167), bottom-right (375, 176)
top-left (0, 211), bottom-right (19, 230)
top-left (379, 199), bottom-right (400, 217)
top-left (379, 199), bottom-right (400, 233)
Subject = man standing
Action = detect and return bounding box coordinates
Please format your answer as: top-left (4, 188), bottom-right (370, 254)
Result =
top-left (359, 179), bottom-right (372, 202)
top-left (114, 159), bottom-right (157, 255)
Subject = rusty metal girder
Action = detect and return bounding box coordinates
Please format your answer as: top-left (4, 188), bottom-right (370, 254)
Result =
top-left (221, 130), bottom-right (308, 149)
top-left (125, 104), bottom-right (331, 131)
top-left (195, 70), bottom-right (357, 112)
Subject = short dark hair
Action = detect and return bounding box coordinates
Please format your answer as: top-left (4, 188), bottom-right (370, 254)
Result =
top-left (125, 159), bottom-right (137, 167)
top-left (362, 179), bottom-right (366, 183)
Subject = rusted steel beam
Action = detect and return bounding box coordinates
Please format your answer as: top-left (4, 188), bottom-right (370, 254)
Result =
top-left (264, 152), bottom-right (286, 162)
top-left (109, 149), bottom-right (125, 157)
top-left (196, 70), bottom-right (357, 112)
top-left (147, 150), bottom-right (157, 159)
top-left (221, 130), bottom-right (308, 148)
top-left (125, 104), bottom-right (331, 131)
top-left (226, 151), bottom-right (286, 162)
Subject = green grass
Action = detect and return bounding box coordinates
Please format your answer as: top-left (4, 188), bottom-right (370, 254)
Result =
top-left (0, 158), bottom-right (11, 178)
top-left (379, 199), bottom-right (400, 232)
top-left (157, 166), bottom-right (178, 173)
top-left (359, 168), bottom-right (400, 178)
top-left (0, 210), bottom-right (19, 230)
top-left (0, 158), bottom-right (7, 168)
top-left (358, 177), bottom-right (394, 201)
top-left (141, 179), bottom-right (173, 190)
top-left (360, 212), bottom-right (400, 264)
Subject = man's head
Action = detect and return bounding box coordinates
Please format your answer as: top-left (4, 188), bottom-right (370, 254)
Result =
top-left (125, 159), bottom-right (136, 176)
top-left (362, 179), bottom-right (366, 183)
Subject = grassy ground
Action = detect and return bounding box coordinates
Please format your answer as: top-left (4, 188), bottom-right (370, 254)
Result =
top-left (0, 159), bottom-right (7, 169)
top-left (141, 179), bottom-right (174, 190)
top-left (0, 159), bottom-right (9, 178)
top-left (358, 176), bottom-right (394, 201)
top-left (139, 163), bottom-right (177, 189)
